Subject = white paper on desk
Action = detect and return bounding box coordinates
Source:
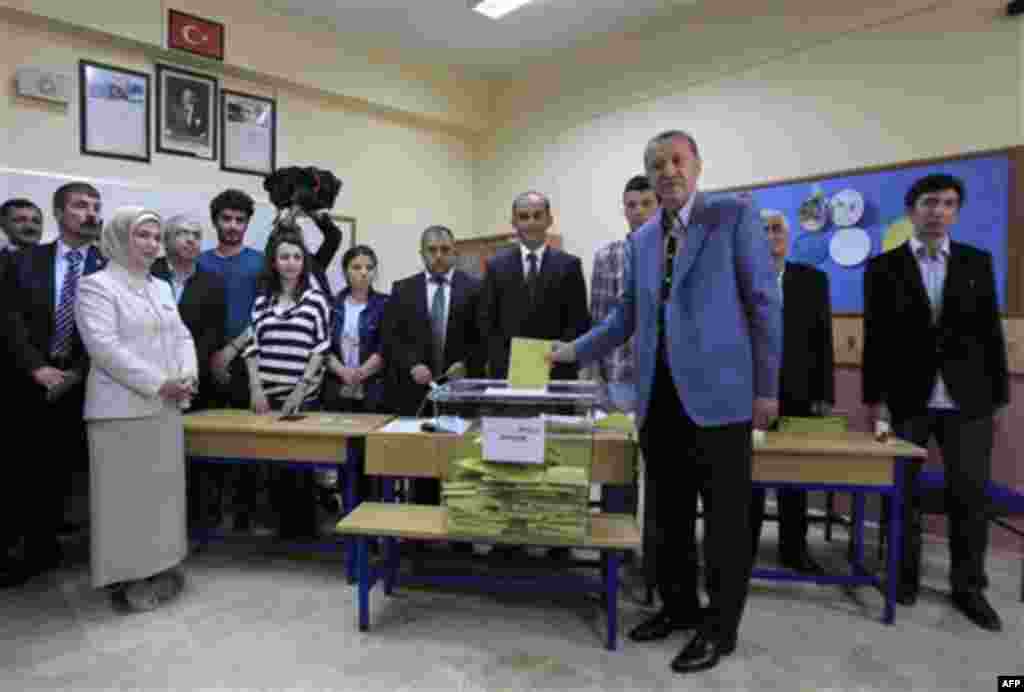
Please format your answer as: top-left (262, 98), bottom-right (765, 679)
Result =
top-left (378, 417), bottom-right (430, 433)
top-left (482, 416), bottom-right (545, 464)
top-left (435, 416), bottom-right (471, 434)
top-left (483, 387), bottom-right (549, 397)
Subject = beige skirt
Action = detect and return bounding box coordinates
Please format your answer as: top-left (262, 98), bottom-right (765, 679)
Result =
top-left (88, 407), bottom-right (187, 588)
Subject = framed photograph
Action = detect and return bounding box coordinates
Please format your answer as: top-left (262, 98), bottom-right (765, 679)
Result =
top-left (295, 213), bottom-right (357, 296)
top-left (221, 89), bottom-right (276, 176)
top-left (156, 64), bottom-right (217, 160)
top-left (79, 60), bottom-right (151, 163)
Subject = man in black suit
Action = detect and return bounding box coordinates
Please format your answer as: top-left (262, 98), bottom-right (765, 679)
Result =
top-left (384, 225), bottom-right (484, 505)
top-left (3, 182), bottom-right (105, 586)
top-left (152, 215), bottom-right (228, 530)
top-left (479, 191), bottom-right (590, 381)
top-left (750, 210), bottom-right (834, 573)
top-left (863, 173), bottom-right (1008, 631)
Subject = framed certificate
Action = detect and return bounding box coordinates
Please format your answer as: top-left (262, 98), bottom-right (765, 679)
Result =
top-left (79, 60), bottom-right (151, 163)
top-left (221, 89), bottom-right (276, 176)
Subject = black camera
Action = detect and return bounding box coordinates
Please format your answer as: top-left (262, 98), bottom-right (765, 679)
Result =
top-left (263, 166), bottom-right (342, 213)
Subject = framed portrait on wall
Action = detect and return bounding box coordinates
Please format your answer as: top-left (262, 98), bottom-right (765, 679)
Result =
top-left (221, 89), bottom-right (276, 176)
top-left (156, 64), bottom-right (217, 160)
top-left (79, 60), bottom-right (151, 163)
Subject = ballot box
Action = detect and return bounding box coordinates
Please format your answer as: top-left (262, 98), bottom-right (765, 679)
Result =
top-left (429, 380), bottom-right (599, 544)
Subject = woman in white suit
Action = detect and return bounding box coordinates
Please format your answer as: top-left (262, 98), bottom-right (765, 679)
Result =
top-left (75, 207), bottom-right (198, 612)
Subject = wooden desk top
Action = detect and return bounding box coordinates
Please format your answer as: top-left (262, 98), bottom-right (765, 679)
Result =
top-left (757, 431), bottom-right (927, 459)
top-left (184, 409), bottom-right (393, 438)
top-left (335, 503), bottom-right (641, 550)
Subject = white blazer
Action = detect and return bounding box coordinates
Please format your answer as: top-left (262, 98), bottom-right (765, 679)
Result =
top-left (76, 264), bottom-right (198, 421)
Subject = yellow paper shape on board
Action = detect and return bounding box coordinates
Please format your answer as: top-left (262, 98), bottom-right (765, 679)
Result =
top-left (508, 337), bottom-right (552, 388)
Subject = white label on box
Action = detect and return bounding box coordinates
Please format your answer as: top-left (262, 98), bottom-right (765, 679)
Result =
top-left (481, 417), bottom-right (545, 464)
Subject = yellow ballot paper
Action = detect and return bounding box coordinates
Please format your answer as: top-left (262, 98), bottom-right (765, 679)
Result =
top-left (508, 337), bottom-right (552, 388)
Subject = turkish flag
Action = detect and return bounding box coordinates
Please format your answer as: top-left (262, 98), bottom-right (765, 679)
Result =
top-left (168, 10), bottom-right (224, 61)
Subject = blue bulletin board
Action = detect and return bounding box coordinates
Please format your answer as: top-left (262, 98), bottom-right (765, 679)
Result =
top-left (711, 152), bottom-right (1010, 313)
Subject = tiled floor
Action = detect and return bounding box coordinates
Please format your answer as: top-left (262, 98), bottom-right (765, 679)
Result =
top-left (2, 522), bottom-right (1021, 692)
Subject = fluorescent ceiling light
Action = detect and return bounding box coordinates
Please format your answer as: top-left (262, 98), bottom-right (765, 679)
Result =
top-left (470, 0), bottom-right (535, 20)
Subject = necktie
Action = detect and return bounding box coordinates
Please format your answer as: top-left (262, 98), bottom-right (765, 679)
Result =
top-left (52, 249), bottom-right (84, 359)
top-left (659, 212), bottom-right (680, 333)
top-left (919, 247), bottom-right (942, 323)
top-left (525, 252), bottom-right (538, 302)
top-left (430, 274), bottom-right (447, 374)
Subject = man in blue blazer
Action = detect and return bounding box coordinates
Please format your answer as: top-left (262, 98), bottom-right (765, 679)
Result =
top-left (551, 131), bottom-right (781, 673)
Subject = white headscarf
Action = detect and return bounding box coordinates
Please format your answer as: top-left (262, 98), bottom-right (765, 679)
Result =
top-left (100, 206), bottom-right (162, 272)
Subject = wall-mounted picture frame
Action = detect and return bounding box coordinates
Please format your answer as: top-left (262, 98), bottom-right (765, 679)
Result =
top-left (156, 64), bottom-right (217, 160)
top-left (79, 60), bottom-right (151, 163)
top-left (221, 89), bottom-right (276, 176)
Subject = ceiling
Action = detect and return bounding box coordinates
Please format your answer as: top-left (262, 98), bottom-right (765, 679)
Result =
top-left (262, 0), bottom-right (702, 77)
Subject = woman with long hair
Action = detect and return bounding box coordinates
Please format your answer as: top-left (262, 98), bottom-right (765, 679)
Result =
top-left (243, 224), bottom-right (331, 537)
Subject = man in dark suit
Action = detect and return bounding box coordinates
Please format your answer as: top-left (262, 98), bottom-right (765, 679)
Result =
top-left (551, 130), bottom-right (781, 673)
top-left (862, 173), bottom-right (1008, 631)
top-left (384, 225), bottom-right (484, 505)
top-left (3, 182), bottom-right (105, 586)
top-left (152, 215), bottom-right (228, 530)
top-left (479, 191), bottom-right (590, 382)
top-left (750, 210), bottom-right (834, 573)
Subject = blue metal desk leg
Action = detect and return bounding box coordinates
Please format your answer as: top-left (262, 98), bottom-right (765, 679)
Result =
top-left (884, 461), bottom-right (905, 625)
top-left (851, 492), bottom-right (865, 571)
top-left (384, 537), bottom-right (398, 595)
top-left (358, 536), bottom-right (370, 632)
top-left (342, 443), bottom-right (362, 584)
top-left (604, 550), bottom-right (621, 651)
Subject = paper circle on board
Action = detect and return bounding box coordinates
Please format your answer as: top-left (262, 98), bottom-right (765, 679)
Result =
top-left (883, 216), bottom-right (914, 252)
top-left (830, 227), bottom-right (871, 267)
top-left (828, 188), bottom-right (864, 227)
top-left (791, 231), bottom-right (830, 266)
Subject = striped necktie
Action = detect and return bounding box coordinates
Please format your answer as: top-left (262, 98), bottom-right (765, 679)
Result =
top-left (52, 249), bottom-right (84, 358)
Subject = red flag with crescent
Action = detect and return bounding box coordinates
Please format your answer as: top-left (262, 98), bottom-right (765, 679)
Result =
top-left (168, 10), bottom-right (224, 61)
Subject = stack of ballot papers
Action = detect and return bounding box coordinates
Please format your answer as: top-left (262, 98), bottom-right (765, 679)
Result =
top-left (443, 440), bottom-right (591, 542)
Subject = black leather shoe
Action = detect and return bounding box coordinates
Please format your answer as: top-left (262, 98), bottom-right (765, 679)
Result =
top-left (628, 608), bottom-right (704, 642)
top-left (546, 547), bottom-right (571, 561)
top-left (895, 587), bottom-right (918, 606)
top-left (0, 562), bottom-right (31, 589)
top-left (951, 590), bottom-right (1002, 632)
top-left (780, 551), bottom-right (825, 575)
top-left (670, 632), bottom-right (736, 674)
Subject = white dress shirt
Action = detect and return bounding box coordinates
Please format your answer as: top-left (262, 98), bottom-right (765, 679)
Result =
top-left (908, 234), bottom-right (956, 410)
top-left (54, 238), bottom-right (86, 308)
top-left (520, 243), bottom-right (548, 278)
top-left (424, 267), bottom-right (455, 332)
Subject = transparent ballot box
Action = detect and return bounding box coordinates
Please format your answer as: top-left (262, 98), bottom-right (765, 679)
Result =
top-left (429, 380), bottom-right (598, 544)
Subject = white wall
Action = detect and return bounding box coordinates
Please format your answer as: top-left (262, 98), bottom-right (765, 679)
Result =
top-left (1, 9), bottom-right (479, 289)
top-left (475, 2), bottom-right (1021, 283)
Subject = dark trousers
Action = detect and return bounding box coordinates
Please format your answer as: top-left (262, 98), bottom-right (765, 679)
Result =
top-left (322, 395), bottom-right (379, 504)
top-left (749, 401), bottom-right (812, 560)
top-left (268, 399), bottom-right (322, 538)
top-left (639, 351), bottom-right (753, 644)
top-left (894, 410), bottom-right (993, 593)
top-left (749, 488), bottom-right (809, 560)
top-left (16, 379), bottom-right (88, 565)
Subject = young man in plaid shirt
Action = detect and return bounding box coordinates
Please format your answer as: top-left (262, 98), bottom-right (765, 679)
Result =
top-left (589, 175), bottom-right (658, 412)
